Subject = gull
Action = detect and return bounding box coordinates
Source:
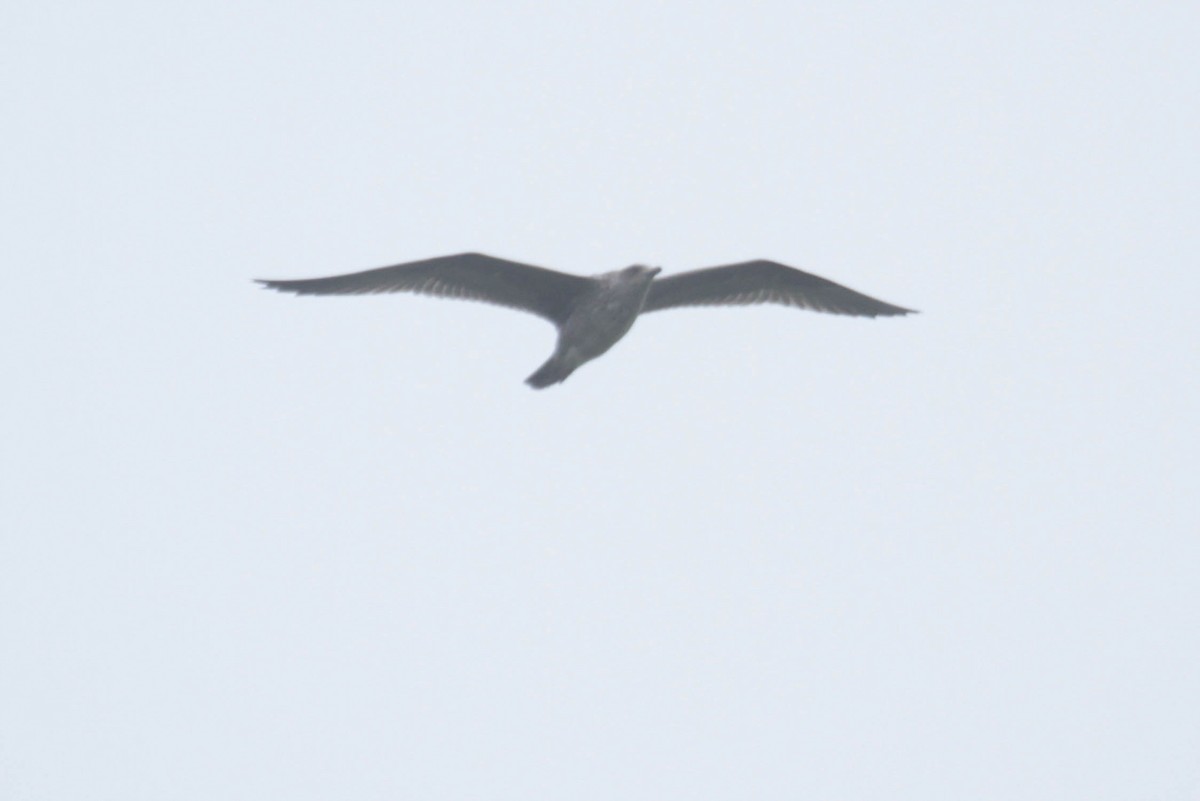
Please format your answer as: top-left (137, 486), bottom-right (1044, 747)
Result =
top-left (257, 252), bottom-right (916, 388)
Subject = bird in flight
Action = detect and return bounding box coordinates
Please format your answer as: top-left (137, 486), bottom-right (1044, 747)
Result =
top-left (257, 252), bottom-right (916, 389)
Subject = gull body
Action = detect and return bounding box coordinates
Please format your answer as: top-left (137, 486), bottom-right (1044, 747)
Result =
top-left (526, 265), bottom-right (660, 387)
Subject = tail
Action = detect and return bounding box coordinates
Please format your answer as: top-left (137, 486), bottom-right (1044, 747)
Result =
top-left (525, 355), bottom-right (575, 389)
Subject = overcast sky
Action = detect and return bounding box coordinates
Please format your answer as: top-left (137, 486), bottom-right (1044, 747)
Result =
top-left (3, 2), bottom-right (1198, 799)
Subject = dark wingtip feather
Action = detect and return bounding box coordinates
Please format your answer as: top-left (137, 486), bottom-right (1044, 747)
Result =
top-left (254, 278), bottom-right (322, 295)
top-left (868, 305), bottom-right (919, 318)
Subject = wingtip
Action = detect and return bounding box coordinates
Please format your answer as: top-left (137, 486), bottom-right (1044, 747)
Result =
top-left (875, 304), bottom-right (918, 317)
top-left (848, 305), bottom-right (918, 318)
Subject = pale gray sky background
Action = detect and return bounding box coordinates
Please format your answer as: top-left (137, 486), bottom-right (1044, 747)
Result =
top-left (3, 2), bottom-right (1197, 799)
